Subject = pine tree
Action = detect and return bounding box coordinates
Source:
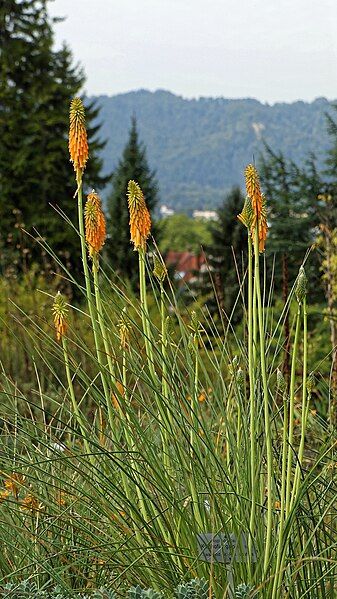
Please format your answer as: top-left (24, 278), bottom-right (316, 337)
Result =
top-left (199, 187), bottom-right (247, 322)
top-left (0, 0), bottom-right (108, 277)
top-left (107, 117), bottom-right (158, 284)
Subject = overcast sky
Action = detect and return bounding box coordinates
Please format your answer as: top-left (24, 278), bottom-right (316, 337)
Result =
top-left (49, 0), bottom-right (337, 104)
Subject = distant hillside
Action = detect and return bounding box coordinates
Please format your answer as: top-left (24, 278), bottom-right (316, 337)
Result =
top-left (91, 90), bottom-right (334, 213)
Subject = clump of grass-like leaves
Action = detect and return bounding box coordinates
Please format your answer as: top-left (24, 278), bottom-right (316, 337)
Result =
top-left (0, 101), bottom-right (335, 599)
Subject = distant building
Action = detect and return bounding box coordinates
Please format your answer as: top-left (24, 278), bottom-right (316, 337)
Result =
top-left (160, 205), bottom-right (175, 217)
top-left (165, 250), bottom-right (206, 284)
top-left (192, 210), bottom-right (218, 221)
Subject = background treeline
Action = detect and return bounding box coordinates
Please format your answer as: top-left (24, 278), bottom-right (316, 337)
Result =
top-left (94, 90), bottom-right (333, 212)
top-left (1, 0), bottom-right (337, 398)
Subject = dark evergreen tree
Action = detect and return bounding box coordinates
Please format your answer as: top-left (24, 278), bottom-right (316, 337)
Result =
top-left (107, 117), bottom-right (158, 284)
top-left (0, 0), bottom-right (108, 277)
top-left (260, 144), bottom-right (322, 293)
top-left (259, 145), bottom-right (322, 381)
top-left (319, 105), bottom-right (337, 418)
top-left (323, 104), bottom-right (337, 221)
top-left (199, 187), bottom-right (247, 322)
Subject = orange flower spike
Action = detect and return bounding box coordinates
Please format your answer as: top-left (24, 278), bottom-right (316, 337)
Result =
top-left (84, 190), bottom-right (106, 257)
top-left (4, 472), bottom-right (25, 497)
top-left (52, 292), bottom-right (68, 342)
top-left (127, 180), bottom-right (151, 251)
top-left (69, 98), bottom-right (89, 181)
top-left (20, 494), bottom-right (42, 513)
top-left (245, 164), bottom-right (262, 216)
top-left (245, 164), bottom-right (268, 253)
top-left (257, 194), bottom-right (268, 252)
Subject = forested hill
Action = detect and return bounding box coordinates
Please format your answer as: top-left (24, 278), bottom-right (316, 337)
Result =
top-left (92, 90), bottom-right (334, 213)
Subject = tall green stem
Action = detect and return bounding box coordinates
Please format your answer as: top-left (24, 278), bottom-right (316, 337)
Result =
top-left (92, 255), bottom-right (116, 432)
top-left (62, 336), bottom-right (93, 466)
top-left (254, 229), bottom-right (273, 575)
top-left (77, 181), bottom-right (110, 404)
top-left (248, 234), bottom-right (257, 564)
top-left (292, 297), bottom-right (308, 505)
top-left (160, 284), bottom-right (173, 473)
top-left (189, 329), bottom-right (203, 529)
top-left (272, 387), bottom-right (289, 599)
top-left (161, 285), bottom-right (169, 402)
top-left (285, 307), bottom-right (301, 516)
top-left (138, 249), bottom-right (155, 380)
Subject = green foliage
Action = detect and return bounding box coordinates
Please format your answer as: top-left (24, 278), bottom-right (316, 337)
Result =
top-left (94, 90), bottom-right (332, 213)
top-left (127, 587), bottom-right (163, 599)
top-left (0, 0), bottom-right (107, 275)
top-left (107, 117), bottom-right (158, 285)
top-left (174, 578), bottom-right (210, 598)
top-left (158, 214), bottom-right (212, 254)
top-left (235, 584), bottom-right (253, 598)
top-left (0, 580), bottom-right (211, 598)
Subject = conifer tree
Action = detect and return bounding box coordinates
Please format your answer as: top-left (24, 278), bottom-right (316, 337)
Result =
top-left (199, 187), bottom-right (247, 322)
top-left (107, 117), bottom-right (158, 284)
top-left (318, 105), bottom-right (337, 421)
top-left (260, 145), bottom-right (321, 381)
top-left (0, 0), bottom-right (107, 276)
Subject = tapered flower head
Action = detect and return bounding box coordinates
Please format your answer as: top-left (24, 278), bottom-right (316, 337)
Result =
top-left (84, 190), bottom-right (106, 257)
top-left (127, 180), bottom-right (151, 251)
top-left (295, 265), bottom-right (308, 305)
top-left (52, 292), bottom-right (68, 342)
top-left (245, 164), bottom-right (262, 208)
top-left (119, 308), bottom-right (130, 351)
top-left (69, 98), bottom-right (89, 179)
top-left (153, 255), bottom-right (167, 282)
top-left (241, 164), bottom-right (268, 252)
top-left (20, 494), bottom-right (43, 513)
top-left (276, 368), bottom-right (286, 394)
top-left (306, 371), bottom-right (315, 394)
top-left (4, 473), bottom-right (25, 497)
top-left (256, 194), bottom-right (268, 252)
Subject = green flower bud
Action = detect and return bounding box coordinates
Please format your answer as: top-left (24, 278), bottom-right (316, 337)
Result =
top-left (295, 266), bottom-right (308, 305)
top-left (229, 355), bottom-right (239, 377)
top-left (153, 255), bottom-right (167, 282)
top-left (276, 368), bottom-right (287, 394)
top-left (236, 368), bottom-right (245, 391)
top-left (306, 371), bottom-right (315, 394)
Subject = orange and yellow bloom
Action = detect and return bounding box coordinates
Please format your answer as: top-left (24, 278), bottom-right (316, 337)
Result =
top-left (52, 292), bottom-right (68, 342)
top-left (127, 180), bottom-right (151, 251)
top-left (84, 190), bottom-right (106, 257)
top-left (238, 164), bottom-right (267, 252)
top-left (69, 98), bottom-right (89, 181)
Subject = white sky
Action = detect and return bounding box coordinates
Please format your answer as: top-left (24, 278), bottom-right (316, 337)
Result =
top-left (50, 0), bottom-right (337, 103)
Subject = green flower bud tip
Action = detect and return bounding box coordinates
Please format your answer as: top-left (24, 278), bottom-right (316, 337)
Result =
top-left (236, 368), bottom-right (244, 390)
top-left (295, 266), bottom-right (308, 305)
top-left (153, 255), bottom-right (167, 282)
top-left (276, 368), bottom-right (286, 394)
top-left (306, 372), bottom-right (315, 394)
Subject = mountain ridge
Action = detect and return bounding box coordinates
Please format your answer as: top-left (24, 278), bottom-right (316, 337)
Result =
top-left (91, 90), bottom-right (335, 213)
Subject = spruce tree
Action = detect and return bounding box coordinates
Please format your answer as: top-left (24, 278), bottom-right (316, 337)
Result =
top-left (107, 117), bottom-right (158, 284)
top-left (0, 0), bottom-right (107, 277)
top-left (199, 187), bottom-right (247, 322)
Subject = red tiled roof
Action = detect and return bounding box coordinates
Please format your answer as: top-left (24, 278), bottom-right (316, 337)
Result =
top-left (165, 251), bottom-right (206, 282)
